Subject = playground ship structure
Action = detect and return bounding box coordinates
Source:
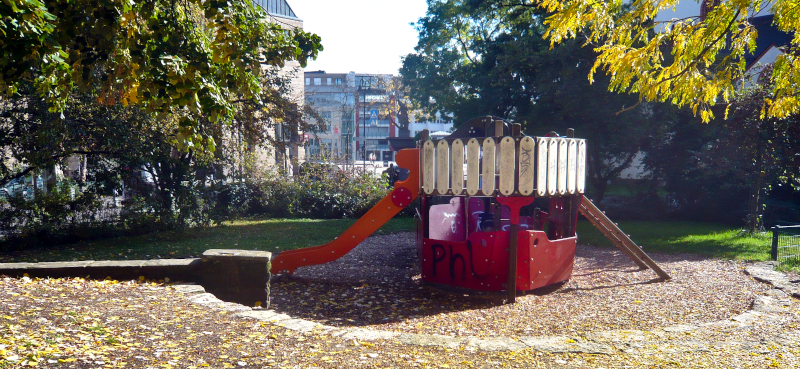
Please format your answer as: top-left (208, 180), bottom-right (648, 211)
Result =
top-left (272, 116), bottom-right (669, 302)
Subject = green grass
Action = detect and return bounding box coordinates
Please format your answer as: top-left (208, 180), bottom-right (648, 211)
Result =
top-left (1, 217), bottom-right (788, 271)
top-left (577, 220), bottom-right (772, 261)
top-left (0, 217), bottom-right (416, 263)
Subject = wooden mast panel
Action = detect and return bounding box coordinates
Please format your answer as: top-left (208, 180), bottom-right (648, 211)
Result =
top-left (466, 138), bottom-right (480, 196)
top-left (499, 137), bottom-right (516, 196)
top-left (422, 140), bottom-right (435, 195)
top-left (436, 140), bottom-right (450, 194)
top-left (518, 136), bottom-right (535, 196)
top-left (451, 139), bottom-right (465, 195)
top-left (481, 137), bottom-right (496, 196)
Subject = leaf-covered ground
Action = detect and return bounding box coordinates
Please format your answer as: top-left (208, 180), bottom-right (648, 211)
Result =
top-left (0, 275), bottom-right (799, 368)
top-left (277, 233), bottom-right (774, 337)
top-left (2, 233), bottom-right (799, 368)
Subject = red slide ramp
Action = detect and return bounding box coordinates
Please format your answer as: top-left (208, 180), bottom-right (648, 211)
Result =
top-left (270, 148), bottom-right (420, 274)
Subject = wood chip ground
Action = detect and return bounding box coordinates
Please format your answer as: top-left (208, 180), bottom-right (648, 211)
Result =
top-left (1, 231), bottom-right (799, 368)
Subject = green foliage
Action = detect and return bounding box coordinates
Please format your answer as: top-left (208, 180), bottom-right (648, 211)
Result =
top-left (0, 0), bottom-right (321, 148)
top-left (289, 170), bottom-right (388, 219)
top-left (640, 82), bottom-right (800, 228)
top-left (0, 180), bottom-right (106, 245)
top-left (1, 60), bottom-right (322, 234)
top-left (216, 167), bottom-right (390, 220)
top-left (1, 88), bottom-right (219, 244)
top-left (401, 0), bottom-right (549, 121)
top-left (537, 0), bottom-right (800, 122)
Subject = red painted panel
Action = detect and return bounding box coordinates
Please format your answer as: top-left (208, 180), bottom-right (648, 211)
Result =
top-left (429, 198), bottom-right (466, 242)
top-left (421, 230), bottom-right (576, 292)
top-left (421, 232), bottom-right (509, 291)
top-left (517, 231), bottom-right (576, 291)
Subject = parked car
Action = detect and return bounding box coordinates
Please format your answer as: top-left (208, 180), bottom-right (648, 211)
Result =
top-left (2, 177), bottom-right (35, 200)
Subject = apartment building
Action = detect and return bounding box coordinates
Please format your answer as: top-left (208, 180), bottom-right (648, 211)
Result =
top-left (304, 71), bottom-right (401, 163)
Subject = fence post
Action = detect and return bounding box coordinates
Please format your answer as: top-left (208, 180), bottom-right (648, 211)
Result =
top-left (771, 226), bottom-right (779, 261)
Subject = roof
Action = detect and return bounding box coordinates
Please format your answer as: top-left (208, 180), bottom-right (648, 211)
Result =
top-left (387, 137), bottom-right (416, 151)
top-left (254, 0), bottom-right (298, 19)
top-left (744, 15), bottom-right (793, 69)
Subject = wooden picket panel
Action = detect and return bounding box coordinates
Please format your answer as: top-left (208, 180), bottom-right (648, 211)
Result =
top-left (422, 140), bottom-right (435, 195)
top-left (451, 139), bottom-right (465, 195)
top-left (557, 138), bottom-right (567, 195)
top-left (466, 138), bottom-right (481, 196)
top-left (577, 140), bottom-right (586, 194)
top-left (482, 137), bottom-right (496, 195)
top-left (498, 137), bottom-right (516, 196)
top-left (518, 136), bottom-right (535, 196)
top-left (421, 135), bottom-right (586, 198)
top-left (567, 139), bottom-right (577, 194)
top-left (436, 140), bottom-right (450, 194)
top-left (536, 137), bottom-right (548, 197)
top-left (547, 138), bottom-right (558, 196)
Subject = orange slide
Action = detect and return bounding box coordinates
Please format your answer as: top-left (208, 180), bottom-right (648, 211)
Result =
top-left (270, 148), bottom-right (420, 274)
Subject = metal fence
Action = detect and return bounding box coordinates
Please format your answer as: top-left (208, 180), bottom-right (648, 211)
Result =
top-left (772, 224), bottom-right (800, 265)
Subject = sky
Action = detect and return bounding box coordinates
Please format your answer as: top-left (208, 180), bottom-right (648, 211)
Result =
top-left (288, 0), bottom-right (429, 75)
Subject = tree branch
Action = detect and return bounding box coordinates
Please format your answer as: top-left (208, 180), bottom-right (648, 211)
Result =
top-left (653, 10), bottom-right (743, 87)
top-left (1, 149), bottom-right (115, 186)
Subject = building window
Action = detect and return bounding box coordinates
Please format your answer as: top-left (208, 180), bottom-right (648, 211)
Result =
top-left (327, 78), bottom-right (332, 85)
top-left (314, 78), bottom-right (321, 85)
top-left (335, 78), bottom-right (342, 85)
top-left (305, 78), bottom-right (310, 85)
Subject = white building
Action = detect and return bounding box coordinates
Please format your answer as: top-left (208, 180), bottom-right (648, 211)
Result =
top-left (408, 112), bottom-right (454, 139)
top-left (303, 71), bottom-right (357, 160)
top-left (304, 71), bottom-right (402, 163)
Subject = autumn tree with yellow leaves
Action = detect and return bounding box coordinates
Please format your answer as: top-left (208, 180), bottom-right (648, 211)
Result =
top-left (535, 0), bottom-right (799, 122)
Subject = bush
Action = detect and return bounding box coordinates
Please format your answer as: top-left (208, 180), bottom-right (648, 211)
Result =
top-left (212, 166), bottom-right (391, 220)
top-left (0, 181), bottom-right (113, 246)
top-left (0, 176), bottom-right (221, 248)
top-left (0, 164), bottom-right (394, 250)
top-left (254, 167), bottom-right (390, 219)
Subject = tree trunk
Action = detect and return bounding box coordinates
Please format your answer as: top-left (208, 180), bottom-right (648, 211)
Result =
top-left (79, 154), bottom-right (88, 186)
top-left (587, 147), bottom-right (609, 203)
top-left (746, 141), bottom-right (765, 233)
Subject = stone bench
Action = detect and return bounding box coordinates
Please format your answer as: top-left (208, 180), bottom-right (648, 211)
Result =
top-left (0, 249), bottom-right (273, 306)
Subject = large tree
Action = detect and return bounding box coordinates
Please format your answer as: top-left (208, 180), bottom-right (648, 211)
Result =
top-left (1, 0), bottom-right (321, 148)
top-left (401, 0), bottom-right (669, 201)
top-left (401, 0), bottom-right (547, 122)
top-left (536, 0), bottom-right (800, 122)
